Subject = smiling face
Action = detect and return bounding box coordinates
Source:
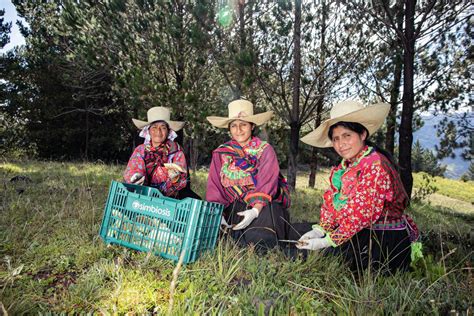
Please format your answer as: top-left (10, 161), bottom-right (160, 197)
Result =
top-left (149, 121), bottom-right (169, 146)
top-left (330, 125), bottom-right (367, 160)
top-left (229, 120), bottom-right (254, 146)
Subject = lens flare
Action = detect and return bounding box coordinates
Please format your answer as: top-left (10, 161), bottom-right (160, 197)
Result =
top-left (217, 5), bottom-right (233, 28)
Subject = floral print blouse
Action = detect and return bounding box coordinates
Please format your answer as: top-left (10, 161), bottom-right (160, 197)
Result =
top-left (319, 146), bottom-right (409, 246)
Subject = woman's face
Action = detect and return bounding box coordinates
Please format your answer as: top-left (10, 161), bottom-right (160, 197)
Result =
top-left (229, 120), bottom-right (253, 146)
top-left (149, 122), bottom-right (169, 146)
top-left (331, 125), bottom-right (367, 160)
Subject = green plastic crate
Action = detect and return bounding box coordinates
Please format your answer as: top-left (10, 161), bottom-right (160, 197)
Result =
top-left (99, 181), bottom-right (224, 264)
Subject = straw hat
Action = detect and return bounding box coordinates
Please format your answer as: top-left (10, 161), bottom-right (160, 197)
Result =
top-left (132, 107), bottom-right (184, 131)
top-left (207, 99), bottom-right (273, 128)
top-left (300, 100), bottom-right (390, 148)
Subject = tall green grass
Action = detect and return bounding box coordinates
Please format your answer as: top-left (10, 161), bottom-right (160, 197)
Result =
top-left (0, 160), bottom-right (472, 313)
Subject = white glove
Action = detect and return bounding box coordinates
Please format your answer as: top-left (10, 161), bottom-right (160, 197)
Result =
top-left (220, 216), bottom-right (232, 229)
top-left (296, 235), bottom-right (332, 250)
top-left (232, 207), bottom-right (259, 230)
top-left (130, 173), bottom-right (145, 185)
top-left (299, 226), bottom-right (326, 240)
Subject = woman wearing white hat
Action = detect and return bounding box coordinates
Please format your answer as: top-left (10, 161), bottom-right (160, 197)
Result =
top-left (298, 100), bottom-right (420, 273)
top-left (206, 99), bottom-right (291, 250)
top-left (124, 107), bottom-right (200, 199)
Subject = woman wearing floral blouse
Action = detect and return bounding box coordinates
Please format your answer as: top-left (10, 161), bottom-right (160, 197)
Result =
top-left (206, 99), bottom-right (290, 250)
top-left (124, 106), bottom-right (200, 200)
top-left (299, 100), bottom-right (419, 273)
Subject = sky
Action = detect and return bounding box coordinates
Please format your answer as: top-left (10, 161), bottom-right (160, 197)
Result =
top-left (1, 0), bottom-right (26, 52)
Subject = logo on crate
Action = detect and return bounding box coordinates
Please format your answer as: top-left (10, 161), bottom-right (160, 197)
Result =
top-left (130, 200), bottom-right (171, 217)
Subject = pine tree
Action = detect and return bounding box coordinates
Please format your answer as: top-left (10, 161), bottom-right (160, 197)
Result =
top-left (254, 1), bottom-right (370, 190)
top-left (411, 140), bottom-right (446, 177)
top-left (0, 9), bottom-right (12, 48)
top-left (343, 0), bottom-right (470, 197)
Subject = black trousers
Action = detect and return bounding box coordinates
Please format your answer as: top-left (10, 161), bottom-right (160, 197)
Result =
top-left (224, 200), bottom-right (290, 251)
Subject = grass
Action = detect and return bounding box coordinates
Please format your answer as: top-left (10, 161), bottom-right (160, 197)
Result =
top-left (413, 172), bottom-right (474, 204)
top-left (1, 160), bottom-right (473, 314)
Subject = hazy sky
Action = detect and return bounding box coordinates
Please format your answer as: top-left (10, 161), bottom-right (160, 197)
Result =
top-left (1, 0), bottom-right (26, 52)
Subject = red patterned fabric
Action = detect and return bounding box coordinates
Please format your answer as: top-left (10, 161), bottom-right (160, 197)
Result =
top-left (319, 148), bottom-right (416, 246)
top-left (123, 140), bottom-right (187, 197)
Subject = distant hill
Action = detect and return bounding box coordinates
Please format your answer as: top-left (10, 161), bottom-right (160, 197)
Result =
top-left (413, 114), bottom-right (470, 179)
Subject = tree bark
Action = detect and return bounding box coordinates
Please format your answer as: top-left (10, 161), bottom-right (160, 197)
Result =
top-left (84, 107), bottom-right (89, 161)
top-left (288, 0), bottom-right (302, 191)
top-left (399, 0), bottom-right (416, 198)
top-left (288, 122), bottom-right (301, 191)
top-left (309, 0), bottom-right (327, 188)
top-left (175, 2), bottom-right (185, 147)
top-left (386, 53), bottom-right (402, 156)
top-left (236, 1), bottom-right (246, 98)
top-left (385, 8), bottom-right (404, 156)
top-left (308, 110), bottom-right (322, 188)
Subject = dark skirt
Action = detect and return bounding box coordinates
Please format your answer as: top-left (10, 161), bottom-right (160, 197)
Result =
top-left (325, 228), bottom-right (412, 275)
top-left (286, 224), bottom-right (412, 274)
top-left (224, 200), bottom-right (290, 251)
top-left (175, 187), bottom-right (201, 200)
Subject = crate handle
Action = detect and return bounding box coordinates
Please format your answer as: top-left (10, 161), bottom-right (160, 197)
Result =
top-left (121, 182), bottom-right (164, 198)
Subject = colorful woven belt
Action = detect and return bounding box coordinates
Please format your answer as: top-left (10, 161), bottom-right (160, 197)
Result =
top-left (371, 218), bottom-right (407, 231)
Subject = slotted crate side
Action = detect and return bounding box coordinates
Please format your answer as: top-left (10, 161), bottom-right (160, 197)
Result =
top-left (197, 202), bottom-right (222, 250)
top-left (181, 200), bottom-right (223, 263)
top-left (100, 181), bottom-right (195, 261)
top-left (99, 181), bottom-right (120, 239)
top-left (176, 198), bottom-right (202, 263)
top-left (100, 181), bottom-right (141, 242)
top-left (102, 204), bottom-right (186, 260)
top-left (100, 181), bottom-right (224, 264)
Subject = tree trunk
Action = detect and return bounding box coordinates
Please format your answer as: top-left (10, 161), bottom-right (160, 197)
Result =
top-left (85, 107), bottom-right (89, 161)
top-left (287, 122), bottom-right (301, 191)
top-left (236, 1), bottom-right (246, 98)
top-left (287, 0), bottom-right (302, 191)
top-left (308, 106), bottom-right (323, 188)
top-left (175, 2), bottom-right (185, 146)
top-left (131, 107), bottom-right (138, 150)
top-left (309, 0), bottom-right (327, 188)
top-left (190, 137), bottom-right (198, 172)
top-left (308, 119), bottom-right (320, 188)
top-left (399, 0), bottom-right (416, 198)
top-left (385, 8), bottom-right (404, 157)
top-left (386, 54), bottom-right (402, 156)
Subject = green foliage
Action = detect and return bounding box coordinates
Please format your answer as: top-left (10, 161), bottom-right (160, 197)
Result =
top-left (2, 0), bottom-right (471, 177)
top-left (412, 140), bottom-right (447, 177)
top-left (410, 254), bottom-right (446, 284)
top-left (2, 2), bottom-right (133, 162)
top-left (1, 161), bottom-right (472, 313)
top-left (0, 9), bottom-right (11, 48)
top-left (436, 113), bottom-right (474, 163)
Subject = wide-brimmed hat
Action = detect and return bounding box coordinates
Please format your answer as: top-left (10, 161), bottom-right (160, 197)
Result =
top-left (300, 100), bottom-right (390, 148)
top-left (132, 107), bottom-right (184, 131)
top-left (207, 99), bottom-right (273, 128)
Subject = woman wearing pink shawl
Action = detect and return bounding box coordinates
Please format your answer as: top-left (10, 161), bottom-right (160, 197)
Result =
top-left (206, 100), bottom-right (290, 251)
